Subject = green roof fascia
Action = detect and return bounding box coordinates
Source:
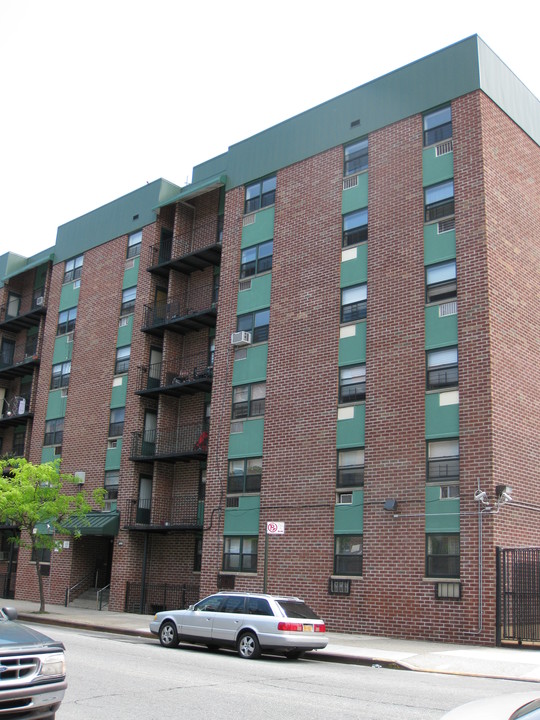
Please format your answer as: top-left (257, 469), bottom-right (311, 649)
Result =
top-left (155, 174), bottom-right (227, 210)
top-left (0, 249), bottom-right (54, 286)
top-left (61, 511), bottom-right (120, 536)
top-left (54, 179), bottom-right (182, 263)
top-left (192, 35), bottom-right (540, 192)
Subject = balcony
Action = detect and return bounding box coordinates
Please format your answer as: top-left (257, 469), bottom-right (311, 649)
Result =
top-left (148, 233), bottom-right (222, 278)
top-left (0, 395), bottom-right (33, 428)
top-left (0, 336), bottom-right (40, 379)
top-left (141, 283), bottom-right (218, 337)
top-left (130, 423), bottom-right (209, 463)
top-left (0, 289), bottom-right (46, 333)
top-left (124, 494), bottom-right (203, 531)
top-left (136, 352), bottom-right (213, 398)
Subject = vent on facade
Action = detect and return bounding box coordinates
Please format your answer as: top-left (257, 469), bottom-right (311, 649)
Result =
top-left (437, 218), bottom-right (455, 233)
top-left (132, 214), bottom-right (139, 221)
top-left (328, 578), bottom-right (351, 596)
top-left (226, 497), bottom-right (240, 508)
top-left (234, 347), bottom-right (248, 361)
top-left (436, 582), bottom-right (461, 600)
top-left (119, 317), bottom-right (129, 327)
top-left (230, 421), bottom-right (244, 434)
top-left (350, 119), bottom-right (360, 128)
top-left (54, 446), bottom-right (62, 456)
top-left (60, 388), bottom-right (68, 398)
top-left (217, 574), bottom-right (235, 590)
top-left (337, 493), bottom-right (353, 505)
top-left (74, 279), bottom-right (81, 289)
top-left (439, 301), bottom-right (457, 318)
top-left (125, 258), bottom-right (135, 270)
top-left (66, 332), bottom-right (74, 343)
top-left (343, 175), bottom-right (358, 191)
top-left (107, 439), bottom-right (118, 449)
top-left (436, 139), bottom-right (453, 157)
top-left (35, 296), bottom-right (44, 306)
top-left (242, 214), bottom-right (256, 227)
top-left (231, 331), bottom-right (252, 347)
top-left (238, 279), bottom-right (252, 292)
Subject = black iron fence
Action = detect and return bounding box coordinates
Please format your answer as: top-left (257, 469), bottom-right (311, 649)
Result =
top-left (0, 336), bottom-right (38, 370)
top-left (136, 351), bottom-right (213, 393)
top-left (498, 547), bottom-right (540, 645)
top-left (130, 423), bottom-right (209, 460)
top-left (125, 581), bottom-right (200, 614)
top-left (142, 283), bottom-right (218, 331)
top-left (125, 495), bottom-right (202, 527)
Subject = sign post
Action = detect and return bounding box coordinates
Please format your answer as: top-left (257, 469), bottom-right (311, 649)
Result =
top-left (263, 521), bottom-right (285, 593)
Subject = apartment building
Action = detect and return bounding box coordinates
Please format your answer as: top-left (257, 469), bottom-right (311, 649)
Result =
top-left (1, 35), bottom-right (539, 644)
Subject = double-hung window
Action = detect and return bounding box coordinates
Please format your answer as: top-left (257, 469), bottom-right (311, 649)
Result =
top-left (334, 535), bottom-right (363, 575)
top-left (115, 346), bottom-right (131, 374)
top-left (337, 449), bottom-right (364, 487)
top-left (244, 176), bottom-right (276, 214)
top-left (104, 470), bottom-right (119, 500)
top-left (50, 361), bottom-right (71, 389)
top-left (127, 231), bottom-right (142, 258)
top-left (423, 106), bottom-right (452, 146)
top-left (426, 534), bottom-right (459, 578)
top-left (121, 287), bottom-right (136, 316)
top-left (427, 347), bottom-right (458, 389)
top-left (228, 458), bottom-right (262, 494)
top-left (232, 382), bottom-right (266, 419)
top-left (344, 139), bottom-right (368, 176)
top-left (343, 209), bottom-right (368, 247)
top-left (64, 255), bottom-right (83, 283)
top-left (427, 440), bottom-right (459, 483)
top-left (339, 365), bottom-right (366, 403)
top-left (57, 307), bottom-right (76, 335)
top-left (341, 284), bottom-right (367, 323)
top-left (240, 240), bottom-right (273, 278)
top-left (44, 418), bottom-right (64, 446)
top-left (109, 407), bottom-right (125, 437)
top-left (237, 309), bottom-right (270, 343)
top-left (223, 536), bottom-right (258, 572)
top-left (425, 180), bottom-right (454, 222)
top-left (426, 261), bottom-right (457, 303)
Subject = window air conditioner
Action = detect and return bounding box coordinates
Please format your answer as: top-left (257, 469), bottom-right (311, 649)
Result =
top-left (231, 331), bottom-right (252, 347)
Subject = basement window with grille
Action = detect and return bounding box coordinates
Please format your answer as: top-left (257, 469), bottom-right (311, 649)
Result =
top-left (435, 582), bottom-right (461, 600)
top-left (328, 578), bottom-right (351, 595)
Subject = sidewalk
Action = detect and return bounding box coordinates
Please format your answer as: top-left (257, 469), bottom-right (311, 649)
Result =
top-left (2, 597), bottom-right (540, 683)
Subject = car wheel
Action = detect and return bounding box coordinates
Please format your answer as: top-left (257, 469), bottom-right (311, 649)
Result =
top-left (284, 650), bottom-right (304, 660)
top-left (159, 621), bottom-right (179, 648)
top-left (237, 631), bottom-right (261, 659)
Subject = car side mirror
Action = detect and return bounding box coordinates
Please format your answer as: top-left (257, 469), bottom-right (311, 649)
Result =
top-left (188, 605), bottom-right (195, 611)
top-left (2, 607), bottom-right (18, 621)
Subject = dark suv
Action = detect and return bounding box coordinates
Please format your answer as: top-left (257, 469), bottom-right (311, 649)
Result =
top-left (0, 607), bottom-right (66, 719)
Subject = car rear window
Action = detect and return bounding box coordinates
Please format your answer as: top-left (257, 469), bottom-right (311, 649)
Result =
top-left (246, 598), bottom-right (274, 616)
top-left (276, 601), bottom-right (321, 619)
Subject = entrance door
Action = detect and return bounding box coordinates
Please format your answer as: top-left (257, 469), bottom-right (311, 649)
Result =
top-left (142, 411), bottom-right (157, 456)
top-left (137, 475), bottom-right (152, 524)
top-left (147, 347), bottom-right (162, 389)
top-left (0, 338), bottom-right (15, 367)
top-left (6, 293), bottom-right (21, 319)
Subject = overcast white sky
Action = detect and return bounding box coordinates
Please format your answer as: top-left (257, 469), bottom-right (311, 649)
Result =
top-left (1, 0), bottom-right (539, 259)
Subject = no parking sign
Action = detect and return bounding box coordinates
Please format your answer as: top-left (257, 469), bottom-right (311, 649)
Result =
top-left (266, 521), bottom-right (285, 535)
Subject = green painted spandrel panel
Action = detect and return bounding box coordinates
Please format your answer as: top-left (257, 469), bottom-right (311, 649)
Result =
top-left (424, 226), bottom-right (456, 266)
top-left (425, 305), bottom-right (458, 350)
top-left (236, 273), bottom-right (272, 314)
top-left (425, 486), bottom-right (460, 532)
top-left (422, 147), bottom-right (454, 187)
top-left (425, 392), bottom-right (459, 439)
top-left (52, 336), bottom-right (73, 365)
top-left (105, 438), bottom-right (123, 470)
top-left (122, 256), bottom-right (140, 289)
top-left (59, 283), bottom-right (80, 311)
top-left (117, 315), bottom-right (134, 346)
top-left (41, 446), bottom-right (62, 464)
top-left (110, 377), bottom-right (128, 408)
top-left (232, 344), bottom-right (268, 385)
top-left (241, 207), bottom-right (275, 248)
top-left (338, 323), bottom-right (366, 366)
top-left (45, 391), bottom-right (68, 420)
top-left (341, 173), bottom-right (368, 214)
top-left (334, 490), bottom-right (364, 534)
top-left (340, 244), bottom-right (367, 288)
top-left (228, 418), bottom-right (264, 458)
top-left (337, 404), bottom-right (365, 448)
top-left (224, 496), bottom-right (261, 535)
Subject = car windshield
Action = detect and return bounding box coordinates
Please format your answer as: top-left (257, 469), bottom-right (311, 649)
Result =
top-left (276, 600), bottom-right (320, 619)
top-left (512, 700), bottom-right (540, 720)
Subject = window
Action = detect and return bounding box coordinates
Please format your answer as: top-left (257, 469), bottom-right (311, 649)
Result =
top-left (334, 535), bottom-right (363, 575)
top-left (50, 361), bottom-right (71, 389)
top-left (240, 240), bottom-right (273, 278)
top-left (339, 365), bottom-right (366, 403)
top-left (121, 287), bottom-right (136, 316)
top-left (427, 347), bottom-right (458, 389)
top-left (427, 439), bottom-right (459, 482)
top-left (237, 309), bottom-right (270, 343)
top-left (127, 231), bottom-right (142, 258)
top-left (104, 470), bottom-right (119, 500)
top-left (423, 106), bottom-right (452, 147)
top-left (63, 255), bottom-right (83, 283)
top-left (426, 261), bottom-right (457, 303)
top-left (341, 284), bottom-right (367, 323)
top-left (426, 534), bottom-right (459, 578)
top-left (1, 338), bottom-right (15, 366)
top-left (109, 407), bottom-right (125, 437)
top-left (228, 458), bottom-right (262, 494)
top-left (44, 418), bottom-right (64, 446)
top-left (115, 346), bottom-right (131, 374)
top-left (216, 215), bottom-right (224, 244)
top-left (244, 176), bottom-right (276, 214)
top-left (12, 431), bottom-right (25, 456)
top-left (337, 449), bottom-right (364, 487)
top-left (31, 547), bottom-right (51, 576)
top-left (232, 382), bottom-right (266, 419)
top-left (57, 307), bottom-right (77, 335)
top-left (343, 209), bottom-right (368, 247)
top-left (223, 536), bottom-right (258, 572)
top-left (344, 139), bottom-right (368, 176)
top-left (193, 535), bottom-right (203, 572)
top-left (425, 180), bottom-right (454, 222)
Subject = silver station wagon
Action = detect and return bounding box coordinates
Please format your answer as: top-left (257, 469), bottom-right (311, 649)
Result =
top-left (149, 592), bottom-right (328, 659)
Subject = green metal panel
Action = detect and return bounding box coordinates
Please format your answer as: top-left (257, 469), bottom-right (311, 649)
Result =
top-left (105, 439), bottom-right (122, 470)
top-left (41, 446), bottom-right (61, 463)
top-left (334, 490), bottom-right (364, 534)
top-left (425, 305), bottom-right (458, 350)
top-left (425, 392), bottom-right (460, 439)
top-left (425, 486), bottom-right (460, 532)
top-left (340, 244), bottom-right (368, 288)
top-left (34, 264), bottom-right (49, 290)
top-left (337, 405), bottom-right (365, 448)
top-left (224, 496), bottom-right (261, 536)
top-left (122, 256), bottom-right (140, 289)
top-left (228, 418), bottom-right (264, 458)
top-left (232, 344), bottom-right (268, 385)
top-left (236, 274), bottom-right (272, 314)
top-left (422, 147), bottom-right (454, 187)
top-left (424, 226), bottom-right (456, 266)
top-left (59, 282), bottom-right (80, 311)
top-left (197, 501), bottom-right (205, 525)
top-left (241, 207), bottom-right (275, 248)
top-left (341, 173), bottom-right (368, 214)
top-left (110, 377), bottom-right (127, 408)
top-left (339, 323), bottom-right (366, 366)
top-left (52, 336), bottom-right (73, 365)
top-left (117, 315), bottom-right (134, 346)
top-left (1, 250), bottom-right (54, 286)
top-left (45, 391), bottom-right (68, 420)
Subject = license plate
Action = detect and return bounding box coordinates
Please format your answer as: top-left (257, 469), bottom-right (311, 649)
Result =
top-left (303, 624), bottom-right (313, 632)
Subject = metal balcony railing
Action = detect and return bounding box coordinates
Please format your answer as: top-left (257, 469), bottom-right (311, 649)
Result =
top-left (0, 288), bottom-right (47, 332)
top-left (141, 282), bottom-right (218, 335)
top-left (125, 494), bottom-right (203, 528)
top-left (0, 336), bottom-right (40, 379)
top-left (148, 232), bottom-right (222, 276)
top-left (130, 422), bottom-right (209, 462)
top-left (136, 351), bottom-right (213, 397)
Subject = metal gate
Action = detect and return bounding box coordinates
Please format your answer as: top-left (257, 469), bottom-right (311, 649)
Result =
top-left (497, 547), bottom-right (540, 645)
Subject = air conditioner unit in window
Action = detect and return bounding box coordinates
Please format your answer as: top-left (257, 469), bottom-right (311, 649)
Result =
top-left (231, 331), bottom-right (252, 347)
top-left (35, 296), bottom-right (44, 306)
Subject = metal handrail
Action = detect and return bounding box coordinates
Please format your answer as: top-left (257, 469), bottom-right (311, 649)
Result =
top-left (65, 569), bottom-right (97, 606)
top-left (97, 584), bottom-right (110, 611)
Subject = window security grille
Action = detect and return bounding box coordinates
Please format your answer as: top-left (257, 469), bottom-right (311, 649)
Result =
top-left (242, 214), bottom-right (256, 227)
top-left (239, 279), bottom-right (252, 292)
top-left (439, 301), bottom-right (457, 318)
top-left (217, 574), bottom-right (235, 590)
top-left (226, 497), bottom-right (240, 508)
top-left (436, 582), bottom-right (461, 600)
top-left (230, 422), bottom-right (244, 434)
top-left (438, 218), bottom-right (455, 233)
top-left (435, 140), bottom-right (453, 157)
top-left (329, 578), bottom-right (351, 595)
top-left (342, 175), bottom-right (358, 190)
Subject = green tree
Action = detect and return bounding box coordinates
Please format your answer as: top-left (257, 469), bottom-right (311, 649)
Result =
top-left (0, 458), bottom-right (106, 612)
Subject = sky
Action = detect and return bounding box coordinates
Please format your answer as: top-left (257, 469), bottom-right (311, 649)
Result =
top-left (1, 0), bottom-right (539, 259)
